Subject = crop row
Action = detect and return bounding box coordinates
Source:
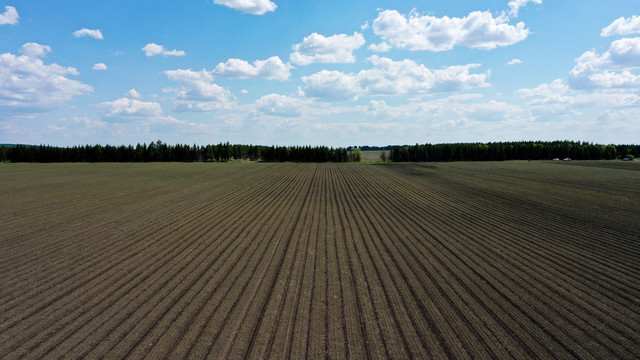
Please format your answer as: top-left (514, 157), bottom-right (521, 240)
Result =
top-left (0, 162), bottom-right (638, 359)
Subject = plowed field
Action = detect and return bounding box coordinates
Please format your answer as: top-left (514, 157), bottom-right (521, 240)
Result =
top-left (1, 161), bottom-right (639, 359)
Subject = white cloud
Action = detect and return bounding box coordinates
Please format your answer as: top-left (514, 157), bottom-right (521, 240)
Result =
top-left (44, 116), bottom-right (109, 141)
top-left (368, 42), bottom-right (392, 52)
top-left (364, 94), bottom-right (522, 123)
top-left (237, 92), bottom-right (535, 145)
top-left (508, 58), bottom-right (522, 65)
top-left (126, 89), bottom-right (142, 99)
top-left (92, 63), bottom-right (108, 70)
top-left (570, 37), bottom-right (640, 89)
top-left (608, 37), bottom-right (640, 66)
top-left (596, 108), bottom-right (640, 129)
top-left (507, 0), bottom-right (542, 18)
top-left (99, 97), bottom-right (162, 117)
top-left (0, 6), bottom-right (19, 25)
top-left (20, 43), bottom-right (51, 58)
top-left (585, 71), bottom-right (640, 88)
top-left (213, 0), bottom-right (276, 15)
top-left (365, 99), bottom-right (390, 116)
top-left (73, 28), bottom-right (104, 40)
top-left (516, 79), bottom-right (640, 115)
top-left (290, 32), bottom-right (365, 65)
top-left (572, 37), bottom-right (640, 74)
top-left (254, 94), bottom-right (307, 117)
top-left (0, 49), bottom-right (93, 114)
top-left (164, 69), bottom-right (234, 111)
top-left (142, 43), bottom-right (186, 57)
top-left (302, 56), bottom-right (489, 101)
top-left (94, 97), bottom-right (209, 138)
top-left (601, 15), bottom-right (640, 37)
top-left (70, 116), bottom-right (107, 130)
top-left (212, 56), bottom-right (291, 80)
top-left (372, 9), bottom-right (530, 52)
top-left (302, 71), bottom-right (363, 101)
top-left (148, 115), bottom-right (210, 134)
top-left (362, 56), bottom-right (489, 94)
top-left (515, 79), bottom-right (572, 102)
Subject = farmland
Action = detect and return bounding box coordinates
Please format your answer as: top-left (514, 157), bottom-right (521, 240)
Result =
top-left (1, 161), bottom-right (639, 359)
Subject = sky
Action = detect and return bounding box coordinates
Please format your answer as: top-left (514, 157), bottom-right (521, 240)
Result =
top-left (1, 0), bottom-right (639, 147)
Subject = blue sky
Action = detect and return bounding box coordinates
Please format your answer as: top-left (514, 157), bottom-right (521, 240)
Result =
top-left (1, 0), bottom-right (639, 146)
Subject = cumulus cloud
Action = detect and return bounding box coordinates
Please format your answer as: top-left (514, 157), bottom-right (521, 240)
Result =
top-left (73, 28), bottom-right (104, 40)
top-left (515, 79), bottom-right (572, 102)
top-left (92, 63), bottom-right (108, 70)
top-left (95, 97), bottom-right (208, 136)
top-left (142, 43), bottom-right (186, 57)
top-left (302, 71), bottom-right (363, 101)
top-left (99, 97), bottom-right (162, 117)
top-left (508, 0), bottom-right (542, 18)
top-left (20, 43), bottom-right (51, 58)
top-left (0, 48), bottom-right (93, 114)
top-left (125, 89), bottom-right (142, 99)
top-left (254, 94), bottom-right (307, 117)
top-left (372, 9), bottom-right (530, 52)
top-left (570, 37), bottom-right (640, 89)
top-left (368, 42), bottom-right (392, 53)
top-left (0, 5), bottom-right (19, 25)
top-left (213, 0), bottom-right (276, 15)
top-left (586, 71), bottom-right (640, 88)
top-left (362, 56), bottom-right (489, 94)
top-left (601, 15), bottom-right (640, 37)
top-left (212, 56), bottom-right (291, 80)
top-left (164, 69), bottom-right (234, 111)
top-left (508, 58), bottom-right (522, 65)
top-left (516, 79), bottom-right (640, 115)
top-left (290, 32), bottom-right (365, 65)
top-left (302, 56), bottom-right (489, 101)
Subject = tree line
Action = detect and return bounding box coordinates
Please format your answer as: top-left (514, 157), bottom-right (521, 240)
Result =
top-left (259, 146), bottom-right (361, 162)
top-left (1, 140), bottom-right (637, 163)
top-left (0, 141), bottom-right (361, 163)
top-left (389, 141), bottom-right (639, 162)
top-left (0, 141), bottom-right (252, 163)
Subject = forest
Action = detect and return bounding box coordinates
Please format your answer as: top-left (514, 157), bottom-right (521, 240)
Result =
top-left (388, 141), bottom-right (639, 162)
top-left (0, 141), bottom-right (637, 163)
